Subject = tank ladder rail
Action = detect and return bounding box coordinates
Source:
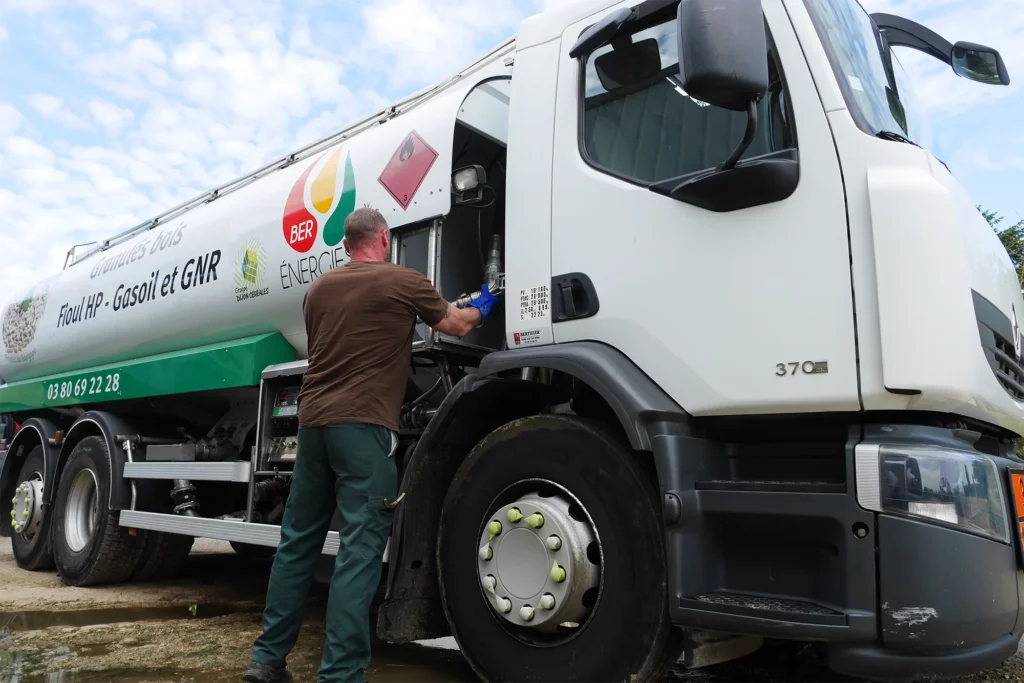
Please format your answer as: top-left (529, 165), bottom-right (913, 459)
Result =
top-left (64, 36), bottom-right (518, 270)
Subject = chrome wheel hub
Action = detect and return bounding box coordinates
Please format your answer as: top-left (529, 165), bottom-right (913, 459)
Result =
top-left (11, 478), bottom-right (44, 539)
top-left (66, 468), bottom-right (100, 553)
top-left (477, 487), bottom-right (600, 633)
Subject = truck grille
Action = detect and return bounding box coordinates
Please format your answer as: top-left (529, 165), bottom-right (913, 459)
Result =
top-left (973, 291), bottom-right (1024, 401)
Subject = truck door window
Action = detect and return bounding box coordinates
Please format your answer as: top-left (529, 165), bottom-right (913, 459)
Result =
top-left (579, 13), bottom-right (793, 185)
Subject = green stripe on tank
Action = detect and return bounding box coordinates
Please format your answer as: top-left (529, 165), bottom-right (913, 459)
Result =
top-left (0, 332), bottom-right (296, 412)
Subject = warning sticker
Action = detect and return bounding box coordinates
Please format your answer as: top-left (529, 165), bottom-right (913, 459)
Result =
top-left (519, 286), bottom-right (549, 322)
top-left (513, 330), bottom-right (541, 347)
top-left (378, 130), bottom-right (438, 210)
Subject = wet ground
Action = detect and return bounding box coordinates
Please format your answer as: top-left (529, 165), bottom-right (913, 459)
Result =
top-left (1, 539), bottom-right (1023, 682)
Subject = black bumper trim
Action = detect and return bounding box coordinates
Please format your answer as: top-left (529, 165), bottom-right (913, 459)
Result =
top-left (828, 633), bottom-right (1021, 682)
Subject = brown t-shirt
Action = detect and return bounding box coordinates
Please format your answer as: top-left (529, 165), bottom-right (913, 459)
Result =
top-left (297, 260), bottom-right (450, 431)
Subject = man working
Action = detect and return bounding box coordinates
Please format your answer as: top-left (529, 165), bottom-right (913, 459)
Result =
top-left (243, 208), bottom-right (498, 683)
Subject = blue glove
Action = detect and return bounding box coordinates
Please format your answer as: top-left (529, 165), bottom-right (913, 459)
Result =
top-left (467, 284), bottom-right (498, 318)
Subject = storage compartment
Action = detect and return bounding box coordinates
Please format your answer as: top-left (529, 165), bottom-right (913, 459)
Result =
top-left (391, 121), bottom-right (508, 357)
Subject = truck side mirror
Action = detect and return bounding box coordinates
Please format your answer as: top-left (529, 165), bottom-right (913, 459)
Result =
top-left (649, 0), bottom-right (798, 212)
top-left (676, 0), bottom-right (768, 173)
top-left (871, 13), bottom-right (1011, 86)
top-left (952, 41), bottom-right (1010, 86)
top-left (676, 0), bottom-right (769, 113)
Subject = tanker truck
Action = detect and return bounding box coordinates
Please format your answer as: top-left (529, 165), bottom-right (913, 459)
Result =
top-left (2, 0), bottom-right (1022, 680)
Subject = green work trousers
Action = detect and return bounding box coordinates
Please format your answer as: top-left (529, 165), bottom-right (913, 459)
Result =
top-left (252, 423), bottom-right (397, 683)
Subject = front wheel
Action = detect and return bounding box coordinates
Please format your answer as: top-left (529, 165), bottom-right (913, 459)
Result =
top-left (437, 415), bottom-right (682, 682)
top-left (51, 436), bottom-right (145, 586)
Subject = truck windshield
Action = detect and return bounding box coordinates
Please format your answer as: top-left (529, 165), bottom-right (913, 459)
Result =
top-left (804, 0), bottom-right (926, 146)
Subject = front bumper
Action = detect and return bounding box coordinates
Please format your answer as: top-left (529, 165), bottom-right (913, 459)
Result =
top-left (652, 422), bottom-right (1024, 681)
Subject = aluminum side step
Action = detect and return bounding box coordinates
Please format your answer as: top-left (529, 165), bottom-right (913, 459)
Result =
top-left (123, 461), bottom-right (251, 482)
top-left (119, 510), bottom-right (338, 554)
top-left (119, 510), bottom-right (391, 561)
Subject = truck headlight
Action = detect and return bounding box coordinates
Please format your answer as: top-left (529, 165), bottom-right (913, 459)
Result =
top-left (856, 444), bottom-right (1010, 543)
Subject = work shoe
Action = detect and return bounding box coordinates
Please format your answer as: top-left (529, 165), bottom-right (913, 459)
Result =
top-left (242, 660), bottom-right (293, 683)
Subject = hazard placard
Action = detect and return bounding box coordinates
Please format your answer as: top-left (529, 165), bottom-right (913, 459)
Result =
top-left (378, 130), bottom-right (438, 211)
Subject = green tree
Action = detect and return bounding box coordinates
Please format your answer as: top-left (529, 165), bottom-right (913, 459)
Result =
top-left (980, 204), bottom-right (1024, 289)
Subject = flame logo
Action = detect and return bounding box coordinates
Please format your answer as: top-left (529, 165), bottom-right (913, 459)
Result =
top-left (283, 147), bottom-right (356, 253)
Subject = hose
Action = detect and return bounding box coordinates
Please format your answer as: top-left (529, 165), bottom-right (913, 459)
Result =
top-left (403, 378), bottom-right (442, 412)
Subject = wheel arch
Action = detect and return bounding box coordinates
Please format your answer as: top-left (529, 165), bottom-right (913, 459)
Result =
top-left (56, 411), bottom-right (139, 511)
top-left (376, 341), bottom-right (690, 643)
top-left (0, 417), bottom-right (60, 538)
top-left (478, 341), bottom-right (689, 451)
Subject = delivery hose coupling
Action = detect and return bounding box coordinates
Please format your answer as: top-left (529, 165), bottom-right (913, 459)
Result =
top-left (170, 479), bottom-right (201, 516)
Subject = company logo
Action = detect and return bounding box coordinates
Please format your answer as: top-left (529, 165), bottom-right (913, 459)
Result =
top-left (2, 285), bottom-right (50, 358)
top-left (235, 237), bottom-right (270, 303)
top-left (282, 146), bottom-right (357, 253)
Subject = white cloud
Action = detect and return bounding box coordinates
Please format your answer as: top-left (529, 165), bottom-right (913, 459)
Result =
top-left (358, 0), bottom-right (523, 88)
top-left (88, 99), bottom-right (134, 133)
top-left (28, 93), bottom-right (93, 130)
top-left (0, 104), bottom-right (23, 136)
top-left (3, 136), bottom-right (56, 164)
top-left (0, 24), bottom-right (8, 43)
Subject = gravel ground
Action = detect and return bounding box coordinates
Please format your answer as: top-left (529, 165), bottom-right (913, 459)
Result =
top-left (1, 538), bottom-right (1023, 682)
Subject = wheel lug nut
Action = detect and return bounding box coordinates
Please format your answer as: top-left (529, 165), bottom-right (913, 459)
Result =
top-left (479, 545), bottom-right (493, 561)
top-left (483, 575), bottom-right (496, 593)
top-left (550, 561), bottom-right (566, 583)
top-left (23, 511), bottom-right (29, 518)
top-left (545, 535), bottom-right (561, 551)
top-left (488, 521), bottom-right (502, 538)
top-left (507, 508), bottom-right (522, 523)
top-left (526, 513), bottom-right (544, 529)
top-left (540, 594), bottom-right (556, 610)
top-left (520, 605), bottom-right (535, 622)
top-left (497, 597), bottom-right (512, 614)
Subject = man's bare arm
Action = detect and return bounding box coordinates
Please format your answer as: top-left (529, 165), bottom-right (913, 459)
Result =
top-left (430, 303), bottom-right (482, 338)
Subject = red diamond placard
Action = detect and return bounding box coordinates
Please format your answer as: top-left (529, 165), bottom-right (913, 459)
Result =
top-left (378, 130), bottom-right (439, 211)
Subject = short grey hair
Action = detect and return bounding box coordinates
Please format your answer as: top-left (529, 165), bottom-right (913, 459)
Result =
top-left (344, 208), bottom-right (389, 249)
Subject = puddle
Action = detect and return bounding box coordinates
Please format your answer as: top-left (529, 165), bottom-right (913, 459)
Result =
top-left (0, 640), bottom-right (474, 683)
top-left (0, 604), bottom-right (255, 632)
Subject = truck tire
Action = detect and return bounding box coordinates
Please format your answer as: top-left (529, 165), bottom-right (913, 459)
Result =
top-left (230, 541), bottom-right (277, 559)
top-left (51, 436), bottom-right (145, 586)
top-left (132, 530), bottom-right (195, 582)
top-left (437, 415), bottom-right (683, 682)
top-left (10, 446), bottom-right (55, 571)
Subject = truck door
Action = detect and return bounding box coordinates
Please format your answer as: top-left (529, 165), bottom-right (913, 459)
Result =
top-left (549, 0), bottom-right (860, 416)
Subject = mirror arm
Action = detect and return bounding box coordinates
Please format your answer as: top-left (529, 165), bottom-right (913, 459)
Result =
top-left (718, 99), bottom-right (758, 172)
top-left (871, 13), bottom-right (952, 65)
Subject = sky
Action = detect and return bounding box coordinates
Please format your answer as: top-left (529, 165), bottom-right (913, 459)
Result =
top-left (0, 0), bottom-right (1021, 303)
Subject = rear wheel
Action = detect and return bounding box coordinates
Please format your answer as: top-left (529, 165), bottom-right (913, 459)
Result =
top-left (132, 531), bottom-right (195, 582)
top-left (51, 436), bottom-right (145, 586)
top-left (230, 541), bottom-right (277, 559)
top-left (437, 415), bottom-right (683, 682)
top-left (10, 446), bottom-right (55, 571)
